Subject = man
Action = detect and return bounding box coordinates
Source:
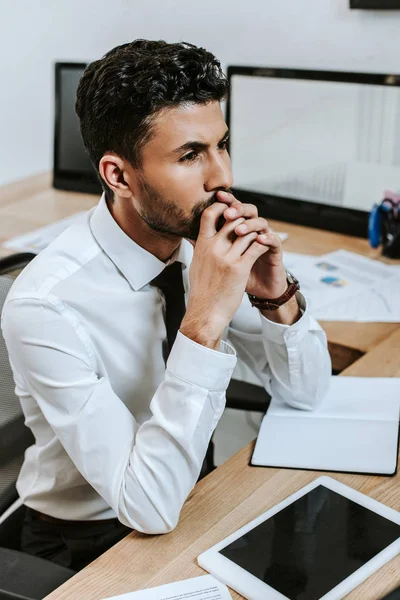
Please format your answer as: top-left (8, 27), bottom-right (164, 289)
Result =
top-left (1, 40), bottom-right (331, 570)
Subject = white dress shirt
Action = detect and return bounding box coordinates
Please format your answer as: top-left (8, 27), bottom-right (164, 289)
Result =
top-left (1, 195), bottom-right (331, 533)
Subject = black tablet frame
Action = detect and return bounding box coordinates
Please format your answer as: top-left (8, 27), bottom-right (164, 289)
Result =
top-left (226, 66), bottom-right (400, 238)
top-left (53, 62), bottom-right (102, 195)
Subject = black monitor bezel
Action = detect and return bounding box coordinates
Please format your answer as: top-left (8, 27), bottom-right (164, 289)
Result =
top-left (226, 66), bottom-right (400, 238)
top-left (53, 62), bottom-right (102, 195)
top-left (350, 0), bottom-right (400, 8)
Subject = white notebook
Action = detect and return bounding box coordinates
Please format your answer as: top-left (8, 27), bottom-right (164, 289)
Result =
top-left (251, 377), bottom-right (400, 476)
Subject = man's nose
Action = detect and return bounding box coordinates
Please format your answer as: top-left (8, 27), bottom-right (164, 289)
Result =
top-left (205, 153), bottom-right (233, 193)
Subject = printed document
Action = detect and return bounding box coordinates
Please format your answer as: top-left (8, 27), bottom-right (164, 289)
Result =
top-left (103, 574), bottom-right (231, 600)
top-left (311, 251), bottom-right (400, 322)
top-left (284, 250), bottom-right (383, 312)
top-left (313, 275), bottom-right (400, 322)
top-left (284, 249), bottom-right (399, 320)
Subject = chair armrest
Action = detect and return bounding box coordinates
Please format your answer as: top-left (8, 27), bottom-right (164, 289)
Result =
top-left (0, 547), bottom-right (75, 600)
top-left (0, 253), bottom-right (36, 275)
top-left (225, 379), bottom-right (271, 413)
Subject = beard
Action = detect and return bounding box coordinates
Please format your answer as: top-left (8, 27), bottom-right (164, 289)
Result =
top-left (137, 176), bottom-right (230, 241)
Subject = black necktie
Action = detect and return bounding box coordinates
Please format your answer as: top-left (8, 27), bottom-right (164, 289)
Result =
top-left (151, 261), bottom-right (186, 361)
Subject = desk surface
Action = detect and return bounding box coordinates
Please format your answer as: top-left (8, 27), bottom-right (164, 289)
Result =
top-left (2, 174), bottom-right (400, 600)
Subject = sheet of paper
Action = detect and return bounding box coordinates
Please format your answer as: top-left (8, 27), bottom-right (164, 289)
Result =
top-left (318, 249), bottom-right (394, 284)
top-left (311, 250), bottom-right (400, 321)
top-left (284, 249), bottom-right (400, 319)
top-left (103, 575), bottom-right (232, 600)
top-left (313, 275), bottom-right (400, 322)
top-left (2, 211), bottom-right (88, 253)
top-left (283, 251), bottom-right (371, 311)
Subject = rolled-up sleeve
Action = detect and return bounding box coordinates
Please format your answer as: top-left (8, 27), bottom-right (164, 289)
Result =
top-left (226, 292), bottom-right (331, 410)
top-left (2, 297), bottom-right (236, 534)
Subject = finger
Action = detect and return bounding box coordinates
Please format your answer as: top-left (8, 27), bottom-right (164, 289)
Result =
top-left (256, 232), bottom-right (282, 254)
top-left (216, 216), bottom-right (247, 249)
top-left (228, 231), bottom-right (259, 258)
top-left (198, 202), bottom-right (231, 239)
top-left (234, 217), bottom-right (270, 237)
top-left (224, 202), bottom-right (258, 222)
top-left (241, 239), bottom-right (270, 268)
top-left (216, 190), bottom-right (236, 206)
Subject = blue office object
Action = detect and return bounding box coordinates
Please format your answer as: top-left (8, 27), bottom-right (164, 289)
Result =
top-left (369, 195), bottom-right (400, 258)
top-left (368, 204), bottom-right (382, 248)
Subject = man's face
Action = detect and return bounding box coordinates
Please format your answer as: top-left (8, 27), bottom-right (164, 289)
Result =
top-left (129, 101), bottom-right (233, 240)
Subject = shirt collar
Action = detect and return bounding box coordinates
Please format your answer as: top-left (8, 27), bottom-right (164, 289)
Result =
top-left (90, 194), bottom-right (192, 291)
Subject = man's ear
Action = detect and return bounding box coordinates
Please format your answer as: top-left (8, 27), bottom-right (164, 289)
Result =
top-left (99, 153), bottom-right (137, 198)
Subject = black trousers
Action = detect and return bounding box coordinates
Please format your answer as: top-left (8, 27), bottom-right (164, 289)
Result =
top-left (21, 508), bottom-right (131, 571)
top-left (21, 441), bottom-right (216, 571)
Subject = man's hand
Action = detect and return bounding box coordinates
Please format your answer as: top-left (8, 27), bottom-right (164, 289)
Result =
top-left (215, 191), bottom-right (301, 325)
top-left (216, 190), bottom-right (287, 299)
top-left (180, 200), bottom-right (269, 350)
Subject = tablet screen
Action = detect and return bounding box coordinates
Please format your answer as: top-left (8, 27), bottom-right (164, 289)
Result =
top-left (219, 485), bottom-right (400, 600)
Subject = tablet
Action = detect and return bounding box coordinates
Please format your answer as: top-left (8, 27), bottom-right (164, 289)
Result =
top-left (198, 476), bottom-right (400, 600)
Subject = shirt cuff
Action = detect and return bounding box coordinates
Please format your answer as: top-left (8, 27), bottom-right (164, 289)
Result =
top-left (259, 291), bottom-right (310, 346)
top-left (167, 331), bottom-right (237, 391)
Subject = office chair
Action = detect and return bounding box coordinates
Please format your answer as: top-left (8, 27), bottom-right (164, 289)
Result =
top-left (0, 253), bottom-right (36, 277)
top-left (381, 586), bottom-right (400, 600)
top-left (0, 252), bottom-right (75, 600)
top-left (204, 378), bottom-right (270, 475)
top-left (225, 378), bottom-right (271, 413)
top-left (203, 378), bottom-right (271, 474)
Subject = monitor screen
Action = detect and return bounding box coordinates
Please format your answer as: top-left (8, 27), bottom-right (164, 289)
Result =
top-left (53, 63), bottom-right (102, 194)
top-left (228, 68), bottom-right (400, 236)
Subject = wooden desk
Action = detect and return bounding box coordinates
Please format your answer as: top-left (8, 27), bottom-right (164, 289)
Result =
top-left (44, 330), bottom-right (400, 600)
top-left (0, 173), bottom-right (99, 251)
top-left (1, 173), bottom-right (399, 360)
top-left (1, 174), bottom-right (399, 600)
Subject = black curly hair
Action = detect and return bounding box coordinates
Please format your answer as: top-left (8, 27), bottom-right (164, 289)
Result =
top-left (75, 40), bottom-right (229, 201)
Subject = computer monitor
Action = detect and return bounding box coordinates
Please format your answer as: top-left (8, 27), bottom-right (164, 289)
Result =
top-left (227, 67), bottom-right (400, 237)
top-left (53, 62), bottom-right (102, 194)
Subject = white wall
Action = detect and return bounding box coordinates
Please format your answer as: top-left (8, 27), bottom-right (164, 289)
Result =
top-left (1, 0), bottom-right (400, 186)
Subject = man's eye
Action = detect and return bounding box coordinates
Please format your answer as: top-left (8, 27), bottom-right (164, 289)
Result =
top-left (180, 152), bottom-right (198, 162)
top-left (218, 140), bottom-right (229, 151)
